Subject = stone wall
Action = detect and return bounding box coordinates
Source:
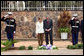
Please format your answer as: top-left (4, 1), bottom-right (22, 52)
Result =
top-left (1, 11), bottom-right (83, 39)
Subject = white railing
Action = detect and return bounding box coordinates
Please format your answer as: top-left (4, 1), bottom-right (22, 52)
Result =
top-left (1, 7), bottom-right (83, 11)
top-left (1, 1), bottom-right (83, 11)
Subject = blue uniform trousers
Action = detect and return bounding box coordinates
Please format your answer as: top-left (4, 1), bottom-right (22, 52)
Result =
top-left (7, 32), bottom-right (14, 47)
top-left (72, 32), bottom-right (78, 45)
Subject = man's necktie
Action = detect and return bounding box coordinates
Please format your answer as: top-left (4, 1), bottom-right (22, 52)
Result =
top-left (47, 17), bottom-right (49, 24)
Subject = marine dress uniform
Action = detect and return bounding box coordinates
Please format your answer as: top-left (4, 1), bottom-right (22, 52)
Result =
top-left (69, 14), bottom-right (80, 45)
top-left (1, 12), bottom-right (16, 47)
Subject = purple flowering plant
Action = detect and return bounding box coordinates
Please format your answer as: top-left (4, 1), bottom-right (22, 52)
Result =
top-left (38, 44), bottom-right (58, 50)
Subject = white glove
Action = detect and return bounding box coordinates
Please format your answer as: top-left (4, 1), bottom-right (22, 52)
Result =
top-left (4, 15), bottom-right (8, 18)
top-left (14, 31), bottom-right (16, 33)
top-left (71, 17), bottom-right (75, 20)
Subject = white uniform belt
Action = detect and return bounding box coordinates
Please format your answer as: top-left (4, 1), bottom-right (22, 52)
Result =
top-left (6, 25), bottom-right (14, 27)
top-left (72, 26), bottom-right (78, 28)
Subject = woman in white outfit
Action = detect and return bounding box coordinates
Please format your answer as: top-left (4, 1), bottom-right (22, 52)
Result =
top-left (36, 17), bottom-right (44, 46)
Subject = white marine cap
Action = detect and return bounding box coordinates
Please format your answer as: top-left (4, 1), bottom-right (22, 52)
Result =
top-left (73, 14), bottom-right (78, 17)
top-left (8, 12), bottom-right (13, 15)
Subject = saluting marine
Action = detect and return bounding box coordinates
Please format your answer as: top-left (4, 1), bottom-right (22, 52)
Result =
top-left (69, 14), bottom-right (80, 45)
top-left (1, 12), bottom-right (16, 47)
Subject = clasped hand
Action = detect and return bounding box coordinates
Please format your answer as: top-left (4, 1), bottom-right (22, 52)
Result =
top-left (45, 28), bottom-right (51, 32)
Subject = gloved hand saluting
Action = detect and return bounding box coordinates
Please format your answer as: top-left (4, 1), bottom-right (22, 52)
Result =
top-left (14, 31), bottom-right (16, 33)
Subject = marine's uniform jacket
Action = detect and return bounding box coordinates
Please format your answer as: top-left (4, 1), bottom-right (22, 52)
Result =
top-left (69, 18), bottom-right (80, 33)
top-left (1, 17), bottom-right (16, 33)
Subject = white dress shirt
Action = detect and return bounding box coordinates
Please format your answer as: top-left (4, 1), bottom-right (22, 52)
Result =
top-left (36, 21), bottom-right (44, 34)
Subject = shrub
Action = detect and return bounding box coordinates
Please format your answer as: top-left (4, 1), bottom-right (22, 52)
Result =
top-left (59, 27), bottom-right (70, 33)
top-left (76, 44), bottom-right (83, 49)
top-left (53, 47), bottom-right (58, 50)
top-left (72, 45), bottom-right (76, 49)
top-left (67, 44), bottom-right (83, 49)
top-left (75, 44), bottom-right (79, 49)
top-left (67, 45), bottom-right (73, 49)
top-left (1, 39), bottom-right (18, 52)
top-left (37, 46), bottom-right (47, 50)
top-left (1, 47), bottom-right (6, 52)
top-left (28, 46), bottom-right (33, 50)
top-left (19, 46), bottom-right (26, 50)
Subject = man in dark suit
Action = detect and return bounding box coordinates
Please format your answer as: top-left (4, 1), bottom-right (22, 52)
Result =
top-left (43, 16), bottom-right (53, 45)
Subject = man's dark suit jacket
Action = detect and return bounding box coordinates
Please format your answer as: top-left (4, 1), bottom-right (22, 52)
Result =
top-left (43, 19), bottom-right (53, 32)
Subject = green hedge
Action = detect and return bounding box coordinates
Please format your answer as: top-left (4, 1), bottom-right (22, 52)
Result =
top-left (1, 40), bottom-right (18, 52)
top-left (19, 46), bottom-right (26, 50)
top-left (28, 46), bottom-right (33, 50)
top-left (67, 44), bottom-right (83, 49)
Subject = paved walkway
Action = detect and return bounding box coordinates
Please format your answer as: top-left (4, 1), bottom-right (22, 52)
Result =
top-left (1, 41), bottom-right (83, 55)
top-left (1, 41), bottom-right (76, 48)
top-left (15, 41), bottom-right (73, 48)
top-left (1, 48), bottom-right (83, 55)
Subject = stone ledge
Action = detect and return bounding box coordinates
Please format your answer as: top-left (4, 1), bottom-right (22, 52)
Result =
top-left (1, 38), bottom-right (82, 41)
